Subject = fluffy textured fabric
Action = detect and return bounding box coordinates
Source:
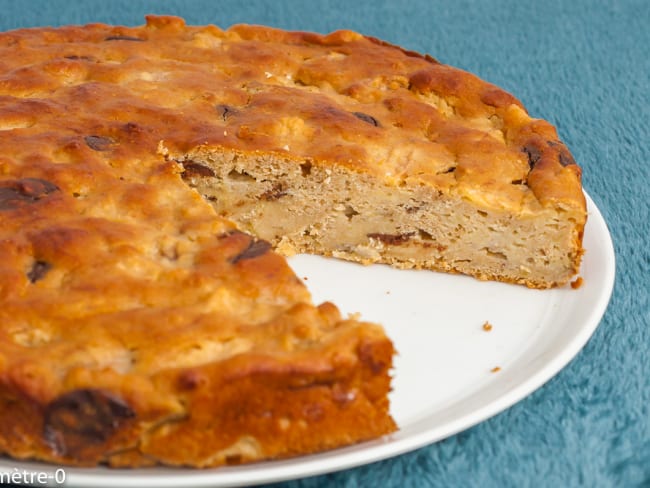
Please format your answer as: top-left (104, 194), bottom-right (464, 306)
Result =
top-left (1, 0), bottom-right (648, 486)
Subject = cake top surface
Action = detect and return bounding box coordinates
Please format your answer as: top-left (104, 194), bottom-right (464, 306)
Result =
top-left (0, 15), bottom-right (584, 214)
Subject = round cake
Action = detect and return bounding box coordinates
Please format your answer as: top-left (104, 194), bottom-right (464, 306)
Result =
top-left (0, 15), bottom-right (584, 467)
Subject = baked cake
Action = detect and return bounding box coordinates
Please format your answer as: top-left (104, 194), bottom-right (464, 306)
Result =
top-left (0, 15), bottom-right (585, 467)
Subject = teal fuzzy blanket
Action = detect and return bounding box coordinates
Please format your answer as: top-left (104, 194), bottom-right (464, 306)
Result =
top-left (0, 0), bottom-right (647, 486)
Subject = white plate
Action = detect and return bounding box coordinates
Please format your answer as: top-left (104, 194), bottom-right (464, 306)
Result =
top-left (1, 193), bottom-right (615, 488)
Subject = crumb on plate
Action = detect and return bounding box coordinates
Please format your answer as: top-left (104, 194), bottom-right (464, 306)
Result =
top-left (571, 276), bottom-right (583, 289)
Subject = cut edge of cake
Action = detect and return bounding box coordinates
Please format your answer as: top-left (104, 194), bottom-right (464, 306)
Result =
top-left (168, 141), bottom-right (585, 289)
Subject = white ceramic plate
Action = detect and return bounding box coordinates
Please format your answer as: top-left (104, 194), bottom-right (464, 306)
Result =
top-left (1, 193), bottom-right (615, 488)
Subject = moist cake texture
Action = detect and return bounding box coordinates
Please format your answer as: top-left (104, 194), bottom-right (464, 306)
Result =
top-left (0, 15), bottom-right (585, 467)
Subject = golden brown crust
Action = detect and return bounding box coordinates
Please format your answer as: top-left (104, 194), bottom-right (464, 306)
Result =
top-left (0, 15), bottom-right (585, 467)
top-left (0, 15), bottom-right (585, 215)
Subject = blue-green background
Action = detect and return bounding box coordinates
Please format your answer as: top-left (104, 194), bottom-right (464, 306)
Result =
top-left (1, 0), bottom-right (648, 486)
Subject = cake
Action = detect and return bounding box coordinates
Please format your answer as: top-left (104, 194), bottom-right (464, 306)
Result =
top-left (0, 15), bottom-right (585, 467)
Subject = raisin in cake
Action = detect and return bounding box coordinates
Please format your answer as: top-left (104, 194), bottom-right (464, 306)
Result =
top-left (0, 15), bottom-right (585, 468)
